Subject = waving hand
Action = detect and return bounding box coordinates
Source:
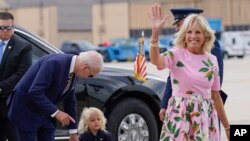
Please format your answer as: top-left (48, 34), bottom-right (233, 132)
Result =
top-left (147, 4), bottom-right (169, 37)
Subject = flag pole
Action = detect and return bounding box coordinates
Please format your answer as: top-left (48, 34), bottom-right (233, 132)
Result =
top-left (134, 31), bottom-right (146, 81)
top-left (137, 31), bottom-right (144, 74)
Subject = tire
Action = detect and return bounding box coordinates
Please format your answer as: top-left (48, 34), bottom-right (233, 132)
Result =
top-left (223, 52), bottom-right (233, 59)
top-left (237, 55), bottom-right (244, 59)
top-left (107, 98), bottom-right (159, 141)
top-left (223, 52), bottom-right (228, 59)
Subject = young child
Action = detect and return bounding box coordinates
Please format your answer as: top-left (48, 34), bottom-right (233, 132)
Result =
top-left (78, 107), bottom-right (112, 141)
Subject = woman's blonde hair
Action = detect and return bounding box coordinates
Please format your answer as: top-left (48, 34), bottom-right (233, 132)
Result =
top-left (77, 107), bottom-right (107, 133)
top-left (173, 14), bottom-right (215, 53)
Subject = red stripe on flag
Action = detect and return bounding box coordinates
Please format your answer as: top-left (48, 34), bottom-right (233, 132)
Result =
top-left (134, 53), bottom-right (147, 80)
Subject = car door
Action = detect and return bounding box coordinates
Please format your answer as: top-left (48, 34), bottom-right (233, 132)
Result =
top-left (14, 28), bottom-right (59, 62)
top-left (74, 79), bottom-right (89, 116)
top-left (83, 71), bottom-right (130, 108)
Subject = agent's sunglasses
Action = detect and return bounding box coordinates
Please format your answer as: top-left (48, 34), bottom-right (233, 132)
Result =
top-left (0, 26), bottom-right (14, 31)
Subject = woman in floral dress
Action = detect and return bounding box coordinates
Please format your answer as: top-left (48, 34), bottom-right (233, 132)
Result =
top-left (148, 4), bottom-right (230, 141)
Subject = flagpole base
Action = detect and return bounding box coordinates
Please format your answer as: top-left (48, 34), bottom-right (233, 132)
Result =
top-left (134, 73), bottom-right (146, 81)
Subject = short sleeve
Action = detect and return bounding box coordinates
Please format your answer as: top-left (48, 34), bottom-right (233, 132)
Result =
top-left (211, 57), bottom-right (221, 91)
top-left (158, 48), bottom-right (178, 70)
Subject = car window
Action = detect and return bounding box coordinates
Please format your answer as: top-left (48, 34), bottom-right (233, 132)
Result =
top-left (110, 38), bottom-right (137, 47)
top-left (31, 45), bottom-right (48, 64)
top-left (61, 42), bottom-right (71, 50)
top-left (14, 29), bottom-right (58, 64)
top-left (76, 41), bottom-right (97, 50)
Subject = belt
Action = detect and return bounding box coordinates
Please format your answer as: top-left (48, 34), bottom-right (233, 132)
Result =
top-left (172, 92), bottom-right (211, 102)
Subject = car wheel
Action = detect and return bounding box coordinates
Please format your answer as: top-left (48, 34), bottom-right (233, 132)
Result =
top-left (237, 55), bottom-right (244, 58)
top-left (223, 52), bottom-right (229, 59)
top-left (107, 98), bottom-right (159, 141)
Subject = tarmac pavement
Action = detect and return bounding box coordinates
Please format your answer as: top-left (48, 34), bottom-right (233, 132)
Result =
top-left (104, 56), bottom-right (250, 141)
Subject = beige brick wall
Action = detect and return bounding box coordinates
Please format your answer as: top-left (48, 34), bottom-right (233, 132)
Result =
top-left (92, 0), bottom-right (250, 44)
top-left (3, 6), bottom-right (93, 48)
top-left (1, 0), bottom-right (250, 47)
top-left (9, 6), bottom-right (58, 47)
top-left (92, 2), bottom-right (129, 45)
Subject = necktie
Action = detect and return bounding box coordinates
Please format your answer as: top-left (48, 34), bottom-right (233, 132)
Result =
top-left (0, 41), bottom-right (5, 64)
top-left (63, 73), bottom-right (75, 94)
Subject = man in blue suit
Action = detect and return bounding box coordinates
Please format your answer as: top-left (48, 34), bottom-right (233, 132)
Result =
top-left (8, 51), bottom-right (103, 141)
top-left (159, 8), bottom-right (227, 121)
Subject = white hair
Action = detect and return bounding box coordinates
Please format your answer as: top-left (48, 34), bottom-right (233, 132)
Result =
top-left (78, 51), bottom-right (104, 73)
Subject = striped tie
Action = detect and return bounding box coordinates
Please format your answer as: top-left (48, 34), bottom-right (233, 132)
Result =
top-left (0, 41), bottom-right (5, 64)
top-left (63, 73), bottom-right (75, 94)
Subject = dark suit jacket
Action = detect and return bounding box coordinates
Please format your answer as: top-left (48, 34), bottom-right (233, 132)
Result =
top-left (79, 130), bottom-right (112, 141)
top-left (8, 54), bottom-right (77, 132)
top-left (0, 34), bottom-right (32, 117)
top-left (160, 40), bottom-right (227, 108)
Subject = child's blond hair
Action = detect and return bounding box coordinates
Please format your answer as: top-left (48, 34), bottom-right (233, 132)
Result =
top-left (77, 107), bottom-right (107, 133)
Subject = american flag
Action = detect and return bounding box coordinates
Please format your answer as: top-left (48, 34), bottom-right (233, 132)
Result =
top-left (134, 31), bottom-right (147, 81)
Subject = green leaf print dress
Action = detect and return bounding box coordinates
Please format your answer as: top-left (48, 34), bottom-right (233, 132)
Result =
top-left (159, 48), bottom-right (220, 141)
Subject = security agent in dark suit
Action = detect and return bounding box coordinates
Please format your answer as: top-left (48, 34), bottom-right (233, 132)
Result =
top-left (8, 51), bottom-right (103, 141)
top-left (0, 12), bottom-right (32, 141)
top-left (159, 8), bottom-right (227, 120)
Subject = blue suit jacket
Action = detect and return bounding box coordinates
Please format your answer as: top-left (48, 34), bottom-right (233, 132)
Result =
top-left (8, 54), bottom-right (77, 132)
top-left (160, 40), bottom-right (227, 108)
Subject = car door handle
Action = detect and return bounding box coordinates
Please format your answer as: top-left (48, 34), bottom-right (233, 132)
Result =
top-left (75, 85), bottom-right (86, 93)
top-left (88, 84), bottom-right (103, 92)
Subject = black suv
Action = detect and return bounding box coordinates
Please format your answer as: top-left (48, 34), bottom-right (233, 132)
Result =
top-left (14, 26), bottom-right (166, 141)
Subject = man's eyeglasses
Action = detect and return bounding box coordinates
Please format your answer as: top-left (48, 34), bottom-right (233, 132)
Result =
top-left (0, 26), bottom-right (14, 31)
top-left (86, 64), bottom-right (94, 78)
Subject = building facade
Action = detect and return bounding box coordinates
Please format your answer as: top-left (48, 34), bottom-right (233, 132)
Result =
top-left (4, 0), bottom-right (250, 46)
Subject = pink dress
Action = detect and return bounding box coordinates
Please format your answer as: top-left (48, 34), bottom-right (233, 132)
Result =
top-left (159, 47), bottom-right (220, 141)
